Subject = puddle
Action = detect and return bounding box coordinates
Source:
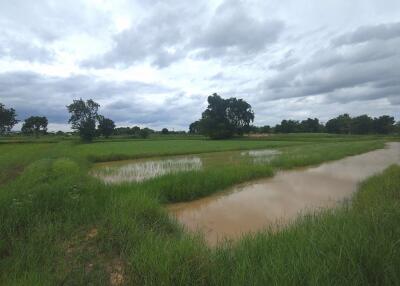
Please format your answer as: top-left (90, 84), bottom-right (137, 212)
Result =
top-left (169, 142), bottom-right (400, 246)
top-left (92, 149), bottom-right (279, 184)
top-left (241, 149), bottom-right (281, 164)
top-left (92, 157), bottom-right (202, 183)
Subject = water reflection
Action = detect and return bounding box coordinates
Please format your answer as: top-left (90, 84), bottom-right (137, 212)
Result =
top-left (93, 157), bottom-right (202, 184)
top-left (92, 148), bottom-right (279, 183)
top-left (241, 149), bottom-right (281, 163)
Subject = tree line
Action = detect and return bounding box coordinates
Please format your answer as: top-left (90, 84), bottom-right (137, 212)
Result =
top-left (1, 95), bottom-right (399, 141)
top-left (189, 94), bottom-right (399, 138)
top-left (247, 114), bottom-right (398, 135)
top-left (1, 100), bottom-right (179, 141)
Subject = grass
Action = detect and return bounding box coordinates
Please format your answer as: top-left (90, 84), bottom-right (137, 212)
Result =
top-left (211, 165), bottom-right (400, 285)
top-left (0, 134), bottom-right (399, 285)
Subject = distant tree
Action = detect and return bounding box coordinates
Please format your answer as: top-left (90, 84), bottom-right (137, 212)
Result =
top-left (395, 121), bottom-right (400, 134)
top-left (326, 114), bottom-right (352, 134)
top-left (0, 103), bottom-right (19, 135)
top-left (197, 93), bottom-right (254, 139)
top-left (373, 115), bottom-right (395, 134)
top-left (56, 130), bottom-right (65, 136)
top-left (336, 114), bottom-right (352, 134)
top-left (260, 125), bottom-right (271, 133)
top-left (351, 115), bottom-right (373, 134)
top-left (161, 128), bottom-right (169, 134)
top-left (325, 118), bottom-right (340, 133)
top-left (98, 116), bottom-right (115, 138)
top-left (67, 99), bottom-right (100, 142)
top-left (139, 128), bottom-right (150, 139)
top-left (300, 118), bottom-right (322, 133)
top-left (21, 116), bottom-right (48, 136)
top-left (275, 120), bottom-right (300, 133)
top-left (131, 126), bottom-right (141, 135)
top-left (189, 120), bottom-right (201, 134)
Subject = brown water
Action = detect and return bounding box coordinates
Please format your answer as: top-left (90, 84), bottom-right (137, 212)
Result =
top-left (92, 149), bottom-right (280, 184)
top-left (169, 142), bottom-right (400, 246)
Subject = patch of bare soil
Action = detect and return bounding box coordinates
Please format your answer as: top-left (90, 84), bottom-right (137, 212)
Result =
top-left (61, 226), bottom-right (128, 285)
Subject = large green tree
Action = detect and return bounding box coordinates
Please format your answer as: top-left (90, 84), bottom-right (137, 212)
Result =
top-left (196, 93), bottom-right (254, 139)
top-left (67, 99), bottom-right (100, 142)
top-left (21, 116), bottom-right (48, 136)
top-left (0, 103), bottom-right (18, 135)
top-left (98, 116), bottom-right (115, 138)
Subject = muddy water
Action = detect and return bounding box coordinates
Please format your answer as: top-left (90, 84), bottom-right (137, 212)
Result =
top-left (169, 142), bottom-right (400, 246)
top-left (92, 149), bottom-right (280, 184)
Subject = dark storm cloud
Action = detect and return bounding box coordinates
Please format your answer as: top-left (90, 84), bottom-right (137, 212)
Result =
top-left (262, 22), bottom-right (400, 106)
top-left (0, 71), bottom-right (179, 126)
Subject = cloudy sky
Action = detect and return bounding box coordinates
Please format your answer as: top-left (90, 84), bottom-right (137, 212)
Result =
top-left (0, 0), bottom-right (399, 131)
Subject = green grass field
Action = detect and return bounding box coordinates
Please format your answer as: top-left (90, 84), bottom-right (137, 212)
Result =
top-left (0, 134), bottom-right (399, 285)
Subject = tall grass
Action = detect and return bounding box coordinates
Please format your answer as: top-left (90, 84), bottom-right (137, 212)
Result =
top-left (0, 136), bottom-right (398, 284)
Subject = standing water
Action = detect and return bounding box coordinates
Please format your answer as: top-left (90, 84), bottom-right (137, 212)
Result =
top-left (91, 149), bottom-right (280, 184)
top-left (169, 142), bottom-right (400, 245)
top-left (92, 157), bottom-right (202, 183)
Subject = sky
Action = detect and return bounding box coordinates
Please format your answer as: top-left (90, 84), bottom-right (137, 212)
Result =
top-left (0, 0), bottom-right (399, 131)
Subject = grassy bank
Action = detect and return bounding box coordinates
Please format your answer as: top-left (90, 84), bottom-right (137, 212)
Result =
top-left (0, 136), bottom-right (398, 284)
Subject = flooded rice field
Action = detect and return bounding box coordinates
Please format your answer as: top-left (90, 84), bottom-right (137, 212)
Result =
top-left (92, 157), bottom-right (202, 183)
top-left (169, 142), bottom-right (400, 246)
top-left (91, 148), bottom-right (280, 184)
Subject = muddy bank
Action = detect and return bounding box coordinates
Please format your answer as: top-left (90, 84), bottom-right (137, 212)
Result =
top-left (169, 142), bottom-right (400, 246)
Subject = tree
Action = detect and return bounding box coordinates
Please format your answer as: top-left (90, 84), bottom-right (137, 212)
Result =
top-left (161, 128), bottom-right (169, 134)
top-left (275, 120), bottom-right (300, 133)
top-left (0, 103), bottom-right (18, 135)
top-left (67, 99), bottom-right (100, 142)
top-left (373, 115), bottom-right (395, 134)
top-left (395, 121), bottom-right (400, 134)
top-left (300, 118), bottom-right (322, 133)
top-left (139, 128), bottom-right (150, 139)
top-left (21, 116), bottom-right (48, 136)
top-left (196, 93), bottom-right (254, 139)
top-left (189, 120), bottom-right (200, 134)
top-left (131, 126), bottom-right (141, 135)
top-left (225, 97), bottom-right (255, 135)
top-left (351, 115), bottom-right (373, 134)
top-left (326, 114), bottom-right (352, 134)
top-left (260, 125), bottom-right (271, 133)
top-left (98, 116), bottom-right (115, 138)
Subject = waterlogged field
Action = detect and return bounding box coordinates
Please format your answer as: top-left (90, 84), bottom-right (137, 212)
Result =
top-left (92, 148), bottom-right (280, 184)
top-left (0, 134), bottom-right (399, 285)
